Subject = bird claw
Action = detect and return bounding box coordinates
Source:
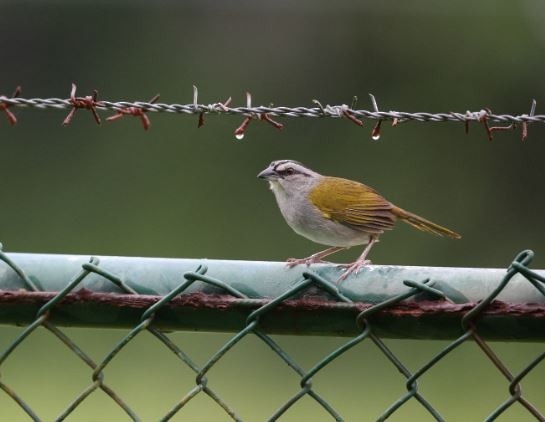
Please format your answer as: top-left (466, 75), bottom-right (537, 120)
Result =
top-left (286, 257), bottom-right (332, 268)
top-left (336, 260), bottom-right (372, 283)
top-left (336, 260), bottom-right (371, 269)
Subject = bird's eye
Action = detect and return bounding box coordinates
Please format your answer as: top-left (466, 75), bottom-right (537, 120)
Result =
top-left (285, 167), bottom-right (295, 175)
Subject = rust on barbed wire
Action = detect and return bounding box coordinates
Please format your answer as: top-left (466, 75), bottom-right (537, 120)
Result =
top-left (0, 85), bottom-right (21, 125)
top-left (62, 83), bottom-right (101, 126)
top-left (106, 93), bottom-right (160, 130)
top-left (0, 83), bottom-right (541, 141)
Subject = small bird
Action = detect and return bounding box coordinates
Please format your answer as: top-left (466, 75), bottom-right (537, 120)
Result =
top-left (257, 160), bottom-right (461, 282)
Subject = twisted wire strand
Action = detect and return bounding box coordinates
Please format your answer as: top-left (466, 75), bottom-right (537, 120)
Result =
top-left (1, 96), bottom-right (543, 124)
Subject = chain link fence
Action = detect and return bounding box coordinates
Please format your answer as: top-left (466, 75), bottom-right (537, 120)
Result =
top-left (1, 244), bottom-right (545, 421)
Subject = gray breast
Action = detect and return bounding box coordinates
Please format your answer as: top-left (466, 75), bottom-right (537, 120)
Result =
top-left (270, 180), bottom-right (370, 247)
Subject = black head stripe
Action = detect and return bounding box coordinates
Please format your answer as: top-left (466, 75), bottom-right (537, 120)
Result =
top-left (273, 160), bottom-right (304, 171)
top-left (273, 160), bottom-right (311, 177)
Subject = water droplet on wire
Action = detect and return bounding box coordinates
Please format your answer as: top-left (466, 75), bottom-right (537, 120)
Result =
top-left (235, 133), bottom-right (245, 140)
top-left (371, 120), bottom-right (382, 141)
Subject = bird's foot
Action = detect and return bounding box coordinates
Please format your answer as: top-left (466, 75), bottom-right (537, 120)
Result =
top-left (336, 260), bottom-right (372, 269)
top-left (286, 257), bottom-right (332, 268)
top-left (336, 260), bottom-right (372, 283)
top-left (286, 246), bottom-right (346, 269)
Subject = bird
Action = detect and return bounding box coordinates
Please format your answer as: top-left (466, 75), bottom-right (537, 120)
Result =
top-left (257, 159), bottom-right (461, 283)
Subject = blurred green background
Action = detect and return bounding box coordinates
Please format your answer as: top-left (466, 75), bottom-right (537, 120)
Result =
top-left (1, 1), bottom-right (545, 420)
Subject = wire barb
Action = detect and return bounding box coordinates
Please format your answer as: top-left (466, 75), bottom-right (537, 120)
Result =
top-left (192, 85), bottom-right (205, 128)
top-left (369, 93), bottom-right (382, 140)
top-left (521, 99), bottom-right (537, 142)
top-left (472, 105), bottom-right (537, 142)
top-left (62, 83), bottom-right (101, 126)
top-left (0, 86), bottom-right (21, 125)
top-left (233, 92), bottom-right (283, 140)
top-left (481, 107), bottom-right (518, 141)
top-left (312, 99), bottom-right (326, 116)
top-left (340, 103), bottom-right (364, 126)
top-left (106, 94), bottom-right (160, 130)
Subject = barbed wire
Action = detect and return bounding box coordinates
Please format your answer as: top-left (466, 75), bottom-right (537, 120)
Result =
top-left (0, 84), bottom-right (541, 141)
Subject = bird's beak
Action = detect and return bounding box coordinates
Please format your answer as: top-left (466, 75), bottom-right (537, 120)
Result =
top-left (257, 167), bottom-right (279, 180)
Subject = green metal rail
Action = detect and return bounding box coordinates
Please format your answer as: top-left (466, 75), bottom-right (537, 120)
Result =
top-left (1, 245), bottom-right (545, 421)
top-left (0, 251), bottom-right (544, 340)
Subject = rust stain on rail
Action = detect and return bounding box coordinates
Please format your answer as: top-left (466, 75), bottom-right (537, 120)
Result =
top-left (1, 289), bottom-right (545, 318)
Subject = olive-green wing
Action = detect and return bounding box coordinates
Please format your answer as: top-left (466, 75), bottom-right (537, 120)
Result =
top-left (309, 177), bottom-right (396, 234)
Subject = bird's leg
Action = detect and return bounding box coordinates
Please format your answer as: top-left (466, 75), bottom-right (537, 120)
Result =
top-left (337, 236), bottom-right (378, 283)
top-left (286, 246), bottom-right (346, 268)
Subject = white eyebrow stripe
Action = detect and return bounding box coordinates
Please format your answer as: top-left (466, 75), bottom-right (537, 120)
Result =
top-left (273, 162), bottom-right (314, 178)
top-left (273, 160), bottom-right (304, 171)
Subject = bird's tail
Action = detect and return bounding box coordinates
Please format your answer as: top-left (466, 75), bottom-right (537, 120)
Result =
top-left (392, 206), bottom-right (461, 239)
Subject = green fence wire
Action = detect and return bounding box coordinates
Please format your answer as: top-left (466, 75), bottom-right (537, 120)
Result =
top-left (0, 243), bottom-right (545, 421)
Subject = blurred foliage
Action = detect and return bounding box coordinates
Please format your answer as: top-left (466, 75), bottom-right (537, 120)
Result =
top-left (0, 0), bottom-right (544, 420)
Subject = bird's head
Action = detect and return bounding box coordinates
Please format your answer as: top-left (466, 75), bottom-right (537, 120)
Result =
top-left (257, 160), bottom-right (320, 193)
